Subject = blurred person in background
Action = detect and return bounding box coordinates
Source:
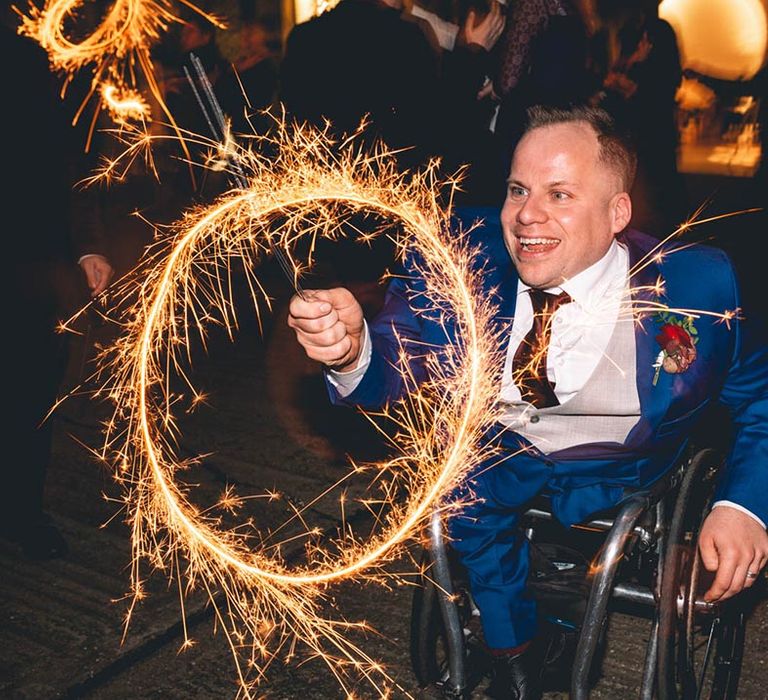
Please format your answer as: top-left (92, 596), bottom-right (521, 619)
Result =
top-left (438, 0), bottom-right (508, 205)
top-left (279, 0), bottom-right (442, 171)
top-left (491, 0), bottom-right (597, 196)
top-left (594, 0), bottom-right (688, 235)
top-left (2, 21), bottom-right (113, 559)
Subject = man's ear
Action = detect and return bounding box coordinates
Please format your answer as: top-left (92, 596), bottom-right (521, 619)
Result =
top-left (610, 192), bottom-right (632, 234)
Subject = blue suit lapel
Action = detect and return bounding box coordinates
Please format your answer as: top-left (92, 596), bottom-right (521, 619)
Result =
top-left (489, 253), bottom-right (519, 334)
top-left (622, 230), bottom-right (674, 445)
top-left (461, 208), bottom-right (520, 383)
top-left (454, 208), bottom-right (519, 313)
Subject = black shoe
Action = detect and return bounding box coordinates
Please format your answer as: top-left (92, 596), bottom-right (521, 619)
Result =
top-left (486, 645), bottom-right (543, 700)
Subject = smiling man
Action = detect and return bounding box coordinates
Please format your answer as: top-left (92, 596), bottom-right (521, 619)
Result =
top-left (287, 104), bottom-right (768, 699)
top-left (502, 114), bottom-right (632, 290)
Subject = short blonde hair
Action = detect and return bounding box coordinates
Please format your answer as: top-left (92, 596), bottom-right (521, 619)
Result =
top-left (524, 104), bottom-right (638, 191)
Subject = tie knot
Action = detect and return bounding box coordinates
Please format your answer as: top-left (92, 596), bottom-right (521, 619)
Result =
top-left (528, 289), bottom-right (572, 318)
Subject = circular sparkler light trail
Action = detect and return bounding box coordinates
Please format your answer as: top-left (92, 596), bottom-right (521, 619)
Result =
top-left (90, 120), bottom-right (506, 697)
top-left (77, 117), bottom-right (751, 697)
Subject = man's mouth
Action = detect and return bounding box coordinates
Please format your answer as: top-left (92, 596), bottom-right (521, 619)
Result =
top-left (517, 236), bottom-right (560, 253)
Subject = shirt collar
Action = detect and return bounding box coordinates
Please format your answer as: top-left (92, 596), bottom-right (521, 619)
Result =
top-left (517, 239), bottom-right (627, 310)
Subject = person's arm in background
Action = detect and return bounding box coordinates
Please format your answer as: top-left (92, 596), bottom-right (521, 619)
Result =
top-left (77, 253), bottom-right (113, 296)
top-left (493, 0), bottom-right (548, 97)
top-left (5, 25), bottom-right (114, 303)
top-left (442, 1), bottom-right (506, 103)
top-left (69, 171), bottom-right (114, 298)
top-left (437, 3), bottom-right (506, 198)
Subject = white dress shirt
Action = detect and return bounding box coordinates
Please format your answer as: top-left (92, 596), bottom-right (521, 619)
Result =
top-left (327, 241), bottom-right (763, 527)
top-left (500, 240), bottom-right (628, 406)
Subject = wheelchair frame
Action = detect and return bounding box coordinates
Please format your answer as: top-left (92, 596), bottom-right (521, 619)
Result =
top-left (411, 447), bottom-right (749, 699)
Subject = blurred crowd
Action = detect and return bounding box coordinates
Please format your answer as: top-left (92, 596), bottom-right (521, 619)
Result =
top-left (3, 0), bottom-right (763, 560)
top-left (149, 0), bottom-right (693, 232)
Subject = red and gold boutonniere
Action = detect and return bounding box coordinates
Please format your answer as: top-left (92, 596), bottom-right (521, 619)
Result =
top-left (652, 312), bottom-right (698, 385)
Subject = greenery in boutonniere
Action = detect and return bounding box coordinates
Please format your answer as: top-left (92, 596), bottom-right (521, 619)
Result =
top-left (652, 312), bottom-right (698, 385)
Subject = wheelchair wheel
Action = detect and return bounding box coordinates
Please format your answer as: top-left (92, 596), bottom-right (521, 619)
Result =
top-left (657, 449), bottom-right (747, 700)
top-left (409, 549), bottom-right (488, 694)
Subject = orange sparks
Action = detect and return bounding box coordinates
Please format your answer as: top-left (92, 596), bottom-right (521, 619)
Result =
top-left (101, 83), bottom-right (150, 122)
top-left (15, 0), bottom-right (222, 149)
top-left (78, 117), bottom-right (504, 697)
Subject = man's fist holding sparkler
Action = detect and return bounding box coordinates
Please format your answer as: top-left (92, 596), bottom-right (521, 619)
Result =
top-left (288, 288), bottom-right (365, 372)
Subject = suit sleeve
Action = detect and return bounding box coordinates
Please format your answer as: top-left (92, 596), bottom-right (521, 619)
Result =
top-left (713, 258), bottom-right (768, 524)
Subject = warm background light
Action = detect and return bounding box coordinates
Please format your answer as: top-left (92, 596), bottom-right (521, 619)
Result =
top-left (660, 0), bottom-right (767, 81)
top-left (287, 0), bottom-right (340, 32)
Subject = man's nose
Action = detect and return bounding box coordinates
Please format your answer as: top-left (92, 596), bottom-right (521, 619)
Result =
top-left (517, 195), bottom-right (547, 225)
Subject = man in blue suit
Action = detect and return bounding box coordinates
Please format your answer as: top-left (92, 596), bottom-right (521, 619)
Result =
top-left (287, 104), bottom-right (768, 698)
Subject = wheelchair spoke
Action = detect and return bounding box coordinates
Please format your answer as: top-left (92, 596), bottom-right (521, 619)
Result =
top-left (695, 617), bottom-right (718, 700)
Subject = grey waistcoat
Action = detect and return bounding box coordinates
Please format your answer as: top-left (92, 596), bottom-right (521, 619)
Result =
top-left (498, 305), bottom-right (642, 454)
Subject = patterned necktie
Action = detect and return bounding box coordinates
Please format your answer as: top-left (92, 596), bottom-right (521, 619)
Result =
top-left (512, 288), bottom-right (572, 408)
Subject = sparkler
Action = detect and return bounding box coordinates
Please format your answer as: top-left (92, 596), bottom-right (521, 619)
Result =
top-left (14, 0), bottom-right (221, 149)
top-left (80, 116), bottom-right (508, 697)
top-left (101, 84), bottom-right (150, 123)
top-left (184, 53), bottom-right (307, 299)
top-left (73, 109), bottom-right (753, 695)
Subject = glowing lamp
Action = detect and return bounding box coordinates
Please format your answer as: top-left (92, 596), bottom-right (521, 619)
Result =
top-left (660, 0), bottom-right (767, 80)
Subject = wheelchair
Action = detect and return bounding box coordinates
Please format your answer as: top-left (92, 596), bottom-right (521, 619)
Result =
top-left (410, 447), bottom-right (756, 699)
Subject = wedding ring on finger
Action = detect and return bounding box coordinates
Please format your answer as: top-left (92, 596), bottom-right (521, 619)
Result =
top-left (746, 570), bottom-right (759, 579)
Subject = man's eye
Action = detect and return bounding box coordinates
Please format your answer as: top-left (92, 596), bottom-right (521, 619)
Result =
top-left (552, 191), bottom-right (570, 201)
top-left (508, 186), bottom-right (527, 198)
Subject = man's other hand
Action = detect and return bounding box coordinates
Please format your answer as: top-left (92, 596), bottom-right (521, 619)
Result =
top-left (699, 506), bottom-right (768, 602)
top-left (79, 254), bottom-right (114, 297)
top-left (287, 288), bottom-right (364, 372)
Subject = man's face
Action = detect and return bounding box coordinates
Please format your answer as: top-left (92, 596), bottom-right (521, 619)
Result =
top-left (500, 122), bottom-right (631, 290)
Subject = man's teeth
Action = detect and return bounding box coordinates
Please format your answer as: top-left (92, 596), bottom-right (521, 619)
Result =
top-left (519, 237), bottom-right (558, 245)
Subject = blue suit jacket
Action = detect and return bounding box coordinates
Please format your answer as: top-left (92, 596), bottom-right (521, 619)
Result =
top-left (329, 207), bottom-right (768, 525)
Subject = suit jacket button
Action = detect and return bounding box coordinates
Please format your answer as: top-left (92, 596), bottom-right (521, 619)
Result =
top-left (530, 415), bottom-right (540, 424)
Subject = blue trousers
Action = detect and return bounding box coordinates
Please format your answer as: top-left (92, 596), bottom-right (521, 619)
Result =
top-left (446, 425), bottom-right (655, 649)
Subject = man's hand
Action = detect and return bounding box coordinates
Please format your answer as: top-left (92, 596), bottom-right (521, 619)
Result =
top-left (699, 507), bottom-right (768, 602)
top-left (287, 288), bottom-right (364, 372)
top-left (462, 1), bottom-right (505, 52)
top-left (79, 254), bottom-right (114, 297)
